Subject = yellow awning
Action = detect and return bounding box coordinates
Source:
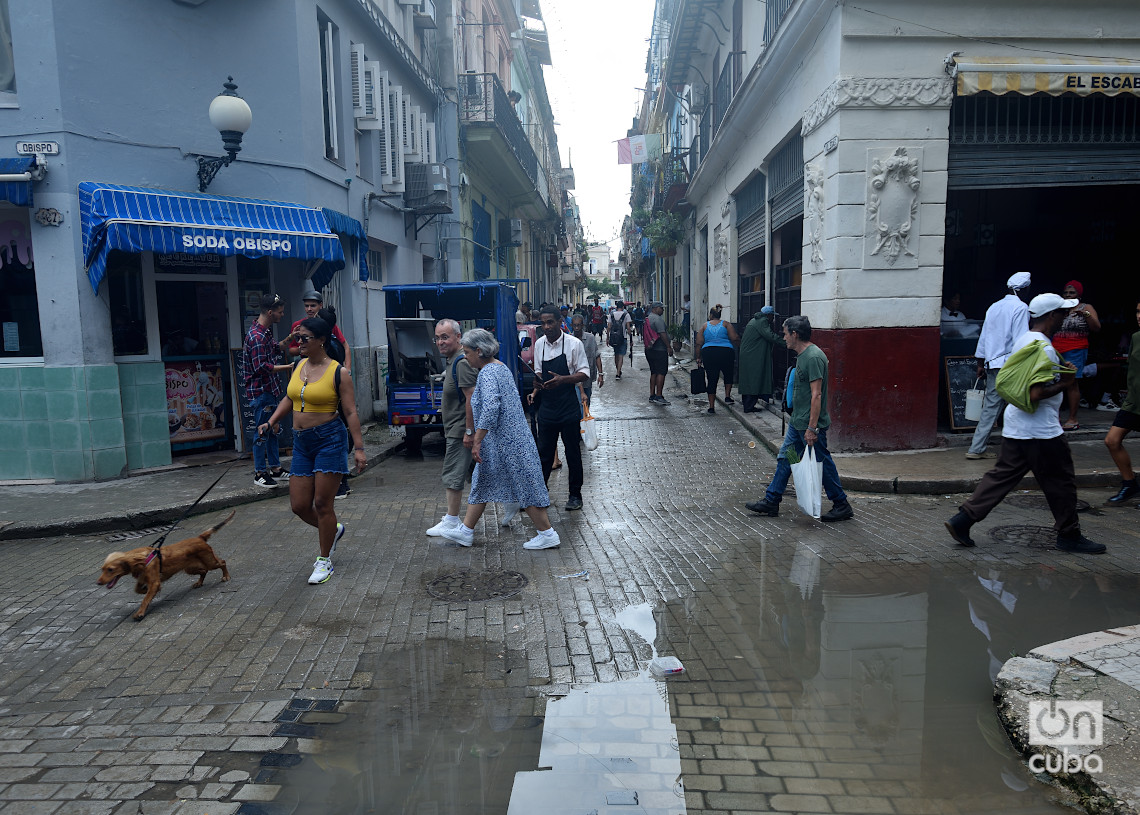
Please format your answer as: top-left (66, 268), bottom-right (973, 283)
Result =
top-left (952, 55), bottom-right (1140, 97)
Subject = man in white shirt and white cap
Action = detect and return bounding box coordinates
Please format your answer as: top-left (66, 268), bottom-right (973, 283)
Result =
top-left (966, 271), bottom-right (1032, 460)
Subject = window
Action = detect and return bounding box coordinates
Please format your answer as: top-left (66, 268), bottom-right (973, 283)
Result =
top-left (0, 211), bottom-right (41, 357)
top-left (319, 14), bottom-right (341, 161)
top-left (0, 0), bottom-right (14, 97)
top-left (355, 126), bottom-right (375, 182)
top-left (108, 252), bottom-right (148, 357)
top-left (367, 246), bottom-right (384, 285)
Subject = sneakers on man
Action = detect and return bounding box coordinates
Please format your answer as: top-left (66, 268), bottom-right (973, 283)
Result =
top-left (523, 529), bottom-right (561, 550)
top-left (501, 503), bottom-right (522, 526)
top-left (441, 523), bottom-right (475, 547)
top-left (1055, 535), bottom-right (1106, 555)
top-left (335, 478), bottom-right (351, 499)
top-left (944, 511), bottom-right (975, 547)
top-left (745, 498), bottom-right (779, 516)
top-left (308, 557), bottom-right (334, 584)
top-left (564, 496), bottom-right (583, 511)
top-left (254, 472), bottom-right (278, 488)
top-left (330, 522), bottom-right (346, 557)
top-left (1097, 400), bottom-right (1120, 412)
top-left (821, 501), bottom-right (854, 522)
top-left (426, 515), bottom-right (461, 537)
top-left (964, 451), bottom-right (995, 460)
top-left (1107, 480), bottom-right (1140, 505)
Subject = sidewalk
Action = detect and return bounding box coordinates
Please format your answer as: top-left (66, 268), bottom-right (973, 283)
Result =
top-left (0, 423), bottom-right (406, 540)
top-left (668, 360), bottom-right (1139, 496)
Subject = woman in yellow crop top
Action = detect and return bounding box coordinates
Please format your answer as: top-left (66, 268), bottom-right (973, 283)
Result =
top-left (260, 317), bottom-right (366, 585)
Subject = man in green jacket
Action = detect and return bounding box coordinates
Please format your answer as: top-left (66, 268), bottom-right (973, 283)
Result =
top-left (738, 306), bottom-right (785, 413)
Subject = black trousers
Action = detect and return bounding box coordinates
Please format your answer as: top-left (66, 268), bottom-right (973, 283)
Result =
top-left (538, 419), bottom-right (583, 498)
top-left (961, 436), bottom-right (1079, 538)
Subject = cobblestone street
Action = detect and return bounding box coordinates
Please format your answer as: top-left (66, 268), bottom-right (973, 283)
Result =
top-left (2, 352), bottom-right (1140, 814)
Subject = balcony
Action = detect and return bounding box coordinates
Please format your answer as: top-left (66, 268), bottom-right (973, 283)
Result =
top-left (712, 56), bottom-right (732, 140)
top-left (460, 73), bottom-right (544, 214)
top-left (765, 0), bottom-right (795, 44)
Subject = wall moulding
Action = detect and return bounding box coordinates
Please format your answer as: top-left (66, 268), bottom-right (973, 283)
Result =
top-left (801, 77), bottom-right (955, 136)
top-left (864, 147), bottom-right (922, 270)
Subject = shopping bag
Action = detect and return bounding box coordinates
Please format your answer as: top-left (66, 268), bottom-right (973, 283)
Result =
top-left (995, 340), bottom-right (1067, 414)
top-left (690, 367), bottom-right (707, 394)
top-left (790, 446), bottom-right (823, 519)
top-left (580, 394), bottom-right (599, 451)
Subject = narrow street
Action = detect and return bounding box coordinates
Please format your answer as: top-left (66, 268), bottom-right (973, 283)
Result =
top-left (2, 349), bottom-right (1140, 814)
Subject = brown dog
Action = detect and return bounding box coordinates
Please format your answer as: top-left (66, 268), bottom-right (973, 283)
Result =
top-left (98, 511), bottom-right (234, 619)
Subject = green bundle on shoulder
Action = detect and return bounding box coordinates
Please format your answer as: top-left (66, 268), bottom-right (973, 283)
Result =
top-left (995, 340), bottom-right (1069, 414)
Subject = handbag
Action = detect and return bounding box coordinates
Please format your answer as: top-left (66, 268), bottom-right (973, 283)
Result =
top-left (790, 446), bottom-right (823, 519)
top-left (690, 367), bottom-right (707, 394)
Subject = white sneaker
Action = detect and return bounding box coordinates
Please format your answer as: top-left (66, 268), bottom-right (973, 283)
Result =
top-left (441, 523), bottom-right (474, 547)
top-left (1097, 401), bottom-right (1120, 412)
top-left (308, 557), bottom-right (333, 584)
top-left (523, 529), bottom-right (561, 550)
top-left (330, 522), bottom-right (346, 557)
top-left (426, 515), bottom-right (460, 536)
top-left (501, 503), bottom-right (521, 526)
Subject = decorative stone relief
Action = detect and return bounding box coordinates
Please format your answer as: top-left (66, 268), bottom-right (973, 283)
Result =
top-left (801, 77), bottom-right (954, 136)
top-left (864, 147), bottom-right (921, 270)
top-left (34, 208), bottom-right (63, 227)
top-left (713, 224), bottom-right (730, 298)
top-left (720, 199), bottom-right (733, 220)
top-left (805, 163), bottom-right (824, 269)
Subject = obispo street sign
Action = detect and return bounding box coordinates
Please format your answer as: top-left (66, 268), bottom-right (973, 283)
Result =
top-left (16, 141), bottom-right (60, 155)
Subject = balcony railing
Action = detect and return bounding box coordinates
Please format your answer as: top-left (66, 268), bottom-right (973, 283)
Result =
top-left (460, 73), bottom-right (540, 189)
top-left (713, 56), bottom-right (732, 139)
top-left (765, 0), bottom-right (795, 45)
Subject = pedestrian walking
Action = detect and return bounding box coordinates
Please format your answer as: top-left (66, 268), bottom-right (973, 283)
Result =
top-left (607, 301), bottom-right (633, 379)
top-left (631, 302), bottom-right (646, 338)
top-left (571, 314), bottom-right (604, 404)
top-left (243, 293), bottom-right (292, 488)
top-left (643, 301), bottom-right (674, 405)
top-left (589, 301), bottom-right (605, 337)
top-left (967, 272), bottom-right (1032, 460)
top-left (739, 306), bottom-right (785, 412)
top-left (259, 317), bottom-right (367, 584)
top-left (945, 293), bottom-right (1105, 555)
top-left (745, 315), bottom-right (854, 522)
top-left (425, 319), bottom-right (479, 537)
top-left (1103, 299), bottom-right (1140, 505)
top-left (441, 328), bottom-right (561, 550)
top-left (516, 300), bottom-right (532, 325)
top-left (1055, 280), bottom-right (1101, 430)
top-left (287, 290), bottom-right (350, 368)
top-left (529, 305), bottom-right (591, 511)
top-left (695, 304), bottom-right (740, 414)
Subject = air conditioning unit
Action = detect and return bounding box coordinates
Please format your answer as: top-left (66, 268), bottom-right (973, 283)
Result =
top-left (405, 163), bottom-right (452, 214)
top-left (413, 0), bottom-right (437, 28)
top-left (498, 218), bottom-right (523, 247)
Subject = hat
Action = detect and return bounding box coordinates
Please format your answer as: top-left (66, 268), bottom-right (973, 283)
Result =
top-left (1006, 272), bottom-right (1031, 291)
top-left (761, 306), bottom-right (775, 315)
top-left (649, 301), bottom-right (664, 309)
top-left (1028, 293), bottom-right (1078, 318)
top-left (302, 289), bottom-right (323, 303)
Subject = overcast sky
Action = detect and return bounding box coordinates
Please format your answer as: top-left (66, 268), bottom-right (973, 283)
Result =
top-left (541, 0), bottom-right (657, 255)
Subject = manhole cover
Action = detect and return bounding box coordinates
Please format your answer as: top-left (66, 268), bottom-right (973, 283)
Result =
top-left (426, 569), bottom-right (529, 601)
top-left (1006, 495), bottom-right (1091, 512)
top-left (988, 525), bottom-right (1056, 549)
top-left (106, 524), bottom-right (179, 543)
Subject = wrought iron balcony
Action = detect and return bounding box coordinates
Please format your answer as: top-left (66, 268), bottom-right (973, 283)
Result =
top-left (460, 72), bottom-right (541, 190)
top-left (713, 56), bottom-right (732, 139)
top-left (765, 0), bottom-right (795, 44)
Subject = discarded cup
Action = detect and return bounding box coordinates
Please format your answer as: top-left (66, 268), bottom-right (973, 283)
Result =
top-left (748, 441), bottom-right (756, 449)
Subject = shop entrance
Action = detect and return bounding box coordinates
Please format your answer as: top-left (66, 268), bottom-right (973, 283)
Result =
top-left (156, 272), bottom-right (234, 454)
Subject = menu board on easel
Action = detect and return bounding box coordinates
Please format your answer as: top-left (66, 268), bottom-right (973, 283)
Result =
top-left (230, 348), bottom-right (293, 452)
top-left (945, 355), bottom-right (982, 432)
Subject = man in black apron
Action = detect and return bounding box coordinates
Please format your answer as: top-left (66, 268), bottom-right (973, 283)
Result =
top-left (528, 305), bottom-right (591, 511)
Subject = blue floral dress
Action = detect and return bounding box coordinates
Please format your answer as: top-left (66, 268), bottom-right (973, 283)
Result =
top-left (468, 362), bottom-right (550, 508)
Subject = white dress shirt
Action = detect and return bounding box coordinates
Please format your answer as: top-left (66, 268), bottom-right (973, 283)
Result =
top-left (975, 294), bottom-right (1030, 369)
top-left (533, 332), bottom-right (591, 379)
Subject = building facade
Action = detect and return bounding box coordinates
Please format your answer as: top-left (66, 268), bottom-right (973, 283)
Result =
top-left (631, 0), bottom-right (1140, 450)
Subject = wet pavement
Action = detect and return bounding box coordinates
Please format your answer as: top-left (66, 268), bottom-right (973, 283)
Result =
top-left (1, 340), bottom-right (1139, 814)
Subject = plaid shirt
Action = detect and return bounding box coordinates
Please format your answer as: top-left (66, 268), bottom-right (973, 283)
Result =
top-left (243, 321), bottom-right (283, 401)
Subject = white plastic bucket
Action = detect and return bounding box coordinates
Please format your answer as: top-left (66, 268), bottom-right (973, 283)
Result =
top-left (965, 380), bottom-right (984, 422)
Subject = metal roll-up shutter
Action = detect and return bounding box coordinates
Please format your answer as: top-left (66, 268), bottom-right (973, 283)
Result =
top-left (769, 184), bottom-right (803, 230)
top-left (948, 144), bottom-right (1140, 189)
top-left (737, 206), bottom-right (766, 254)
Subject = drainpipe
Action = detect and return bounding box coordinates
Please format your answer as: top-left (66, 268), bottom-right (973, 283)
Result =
top-left (436, 0), bottom-right (463, 282)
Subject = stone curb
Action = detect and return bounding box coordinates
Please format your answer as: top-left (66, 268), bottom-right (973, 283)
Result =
top-left (0, 433), bottom-right (406, 541)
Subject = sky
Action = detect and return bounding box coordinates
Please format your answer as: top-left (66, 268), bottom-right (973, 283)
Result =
top-left (539, 0), bottom-right (657, 256)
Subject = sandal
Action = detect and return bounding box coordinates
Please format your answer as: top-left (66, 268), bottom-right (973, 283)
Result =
top-left (1062, 422), bottom-right (1080, 431)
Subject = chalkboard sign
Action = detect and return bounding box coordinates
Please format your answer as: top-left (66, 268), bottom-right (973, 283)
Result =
top-left (945, 355), bottom-right (983, 432)
top-left (230, 348), bottom-right (293, 453)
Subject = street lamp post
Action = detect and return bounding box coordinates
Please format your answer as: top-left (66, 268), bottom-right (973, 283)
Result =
top-left (196, 77), bottom-right (252, 192)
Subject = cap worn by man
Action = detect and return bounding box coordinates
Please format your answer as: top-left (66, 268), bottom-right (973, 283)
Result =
top-left (761, 306), bottom-right (775, 315)
top-left (1028, 293), bottom-right (1078, 317)
top-left (303, 289), bottom-right (323, 303)
top-left (1006, 272), bottom-right (1031, 291)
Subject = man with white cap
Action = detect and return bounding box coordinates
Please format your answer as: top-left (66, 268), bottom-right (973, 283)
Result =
top-left (966, 272), bottom-right (1032, 460)
top-left (945, 292), bottom-right (1105, 555)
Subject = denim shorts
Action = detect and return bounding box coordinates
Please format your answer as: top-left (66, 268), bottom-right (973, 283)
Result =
top-left (1061, 348), bottom-right (1087, 378)
top-left (290, 419), bottom-right (348, 477)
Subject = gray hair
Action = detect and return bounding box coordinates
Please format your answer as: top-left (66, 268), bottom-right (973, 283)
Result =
top-left (435, 318), bottom-right (461, 336)
top-left (460, 328), bottom-right (499, 359)
top-left (783, 315), bottom-right (811, 341)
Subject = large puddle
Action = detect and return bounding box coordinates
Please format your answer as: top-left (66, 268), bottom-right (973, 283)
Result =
top-left (278, 553), bottom-right (1140, 813)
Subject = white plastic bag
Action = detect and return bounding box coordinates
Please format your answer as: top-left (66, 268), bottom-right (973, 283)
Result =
top-left (790, 446), bottom-right (823, 519)
top-left (581, 416), bottom-right (598, 451)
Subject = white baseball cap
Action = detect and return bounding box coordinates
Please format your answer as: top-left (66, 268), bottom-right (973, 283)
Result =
top-left (1028, 293), bottom-right (1078, 317)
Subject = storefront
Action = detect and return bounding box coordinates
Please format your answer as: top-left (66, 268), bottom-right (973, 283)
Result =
top-left (80, 182), bottom-right (347, 460)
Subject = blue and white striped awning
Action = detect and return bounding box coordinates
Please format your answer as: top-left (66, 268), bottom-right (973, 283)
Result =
top-left (79, 182), bottom-right (346, 294)
top-left (0, 157), bottom-right (38, 206)
top-left (318, 207), bottom-right (369, 289)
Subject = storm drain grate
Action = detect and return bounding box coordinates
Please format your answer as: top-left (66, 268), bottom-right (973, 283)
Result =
top-left (1006, 495), bottom-right (1091, 512)
top-left (106, 524), bottom-right (178, 543)
top-left (988, 524), bottom-right (1056, 549)
top-left (426, 569), bottom-right (529, 601)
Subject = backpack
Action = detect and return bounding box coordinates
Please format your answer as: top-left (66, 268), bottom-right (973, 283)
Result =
top-left (608, 311), bottom-right (625, 344)
top-left (632, 306), bottom-right (645, 322)
top-left (784, 366), bottom-right (795, 413)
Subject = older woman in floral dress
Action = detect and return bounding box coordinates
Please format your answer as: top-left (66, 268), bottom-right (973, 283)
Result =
top-left (441, 328), bottom-right (561, 550)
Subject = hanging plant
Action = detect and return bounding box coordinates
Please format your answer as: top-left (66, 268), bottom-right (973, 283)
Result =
top-left (645, 211), bottom-right (685, 256)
